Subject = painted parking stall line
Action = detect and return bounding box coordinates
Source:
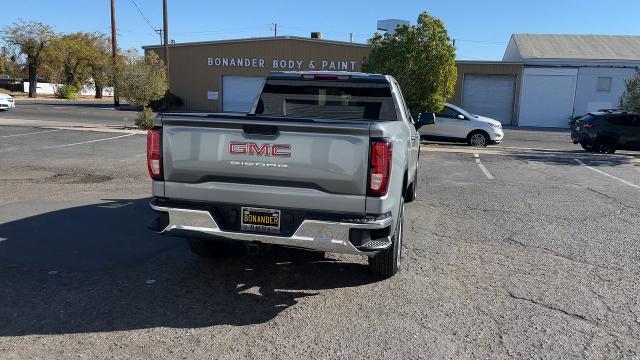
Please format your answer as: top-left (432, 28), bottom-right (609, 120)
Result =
top-left (574, 159), bottom-right (639, 189)
top-left (0, 129), bottom-right (62, 138)
top-left (41, 133), bottom-right (136, 149)
top-left (474, 153), bottom-right (495, 180)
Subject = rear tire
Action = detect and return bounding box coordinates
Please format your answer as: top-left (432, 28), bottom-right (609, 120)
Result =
top-left (368, 198), bottom-right (404, 278)
top-left (595, 138), bottom-right (617, 154)
top-left (468, 131), bottom-right (489, 147)
top-left (580, 141), bottom-right (594, 152)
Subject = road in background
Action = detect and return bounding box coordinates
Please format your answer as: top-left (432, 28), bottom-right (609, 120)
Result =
top-left (0, 102), bottom-right (585, 152)
top-left (1, 120), bottom-right (639, 358)
top-left (0, 100), bottom-right (139, 127)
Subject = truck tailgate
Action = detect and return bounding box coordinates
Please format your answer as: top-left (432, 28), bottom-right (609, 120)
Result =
top-left (161, 114), bottom-right (370, 214)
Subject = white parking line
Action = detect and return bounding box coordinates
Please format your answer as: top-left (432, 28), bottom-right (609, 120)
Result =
top-left (0, 129), bottom-right (62, 138)
top-left (574, 159), bottom-right (639, 189)
top-left (478, 163), bottom-right (495, 180)
top-left (135, 153), bottom-right (146, 157)
top-left (474, 153), bottom-right (495, 180)
top-left (41, 133), bottom-right (136, 149)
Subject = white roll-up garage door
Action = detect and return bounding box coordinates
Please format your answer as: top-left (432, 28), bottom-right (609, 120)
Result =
top-left (462, 74), bottom-right (516, 125)
top-left (518, 68), bottom-right (577, 128)
top-left (222, 76), bottom-right (265, 113)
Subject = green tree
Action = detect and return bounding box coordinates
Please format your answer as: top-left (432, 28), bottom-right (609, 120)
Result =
top-left (0, 46), bottom-right (24, 78)
top-left (620, 71), bottom-right (640, 114)
top-left (43, 33), bottom-right (95, 88)
top-left (1, 20), bottom-right (56, 97)
top-left (363, 12), bottom-right (457, 116)
top-left (43, 32), bottom-right (113, 99)
top-left (87, 34), bottom-right (112, 99)
top-left (116, 50), bottom-right (167, 129)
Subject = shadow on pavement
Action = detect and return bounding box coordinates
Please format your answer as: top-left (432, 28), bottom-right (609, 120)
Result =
top-left (502, 126), bottom-right (570, 133)
top-left (0, 198), bottom-right (376, 336)
top-left (509, 151), bottom-right (636, 167)
top-left (17, 101), bottom-right (142, 111)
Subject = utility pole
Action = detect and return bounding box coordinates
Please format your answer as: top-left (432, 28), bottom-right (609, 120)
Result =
top-left (272, 23), bottom-right (278, 37)
top-left (349, 32), bottom-right (353, 43)
top-left (110, 0), bottom-right (119, 107)
top-left (155, 29), bottom-right (163, 45)
top-left (163, 0), bottom-right (170, 90)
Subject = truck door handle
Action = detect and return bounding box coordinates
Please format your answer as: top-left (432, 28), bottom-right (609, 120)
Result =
top-left (242, 125), bottom-right (279, 136)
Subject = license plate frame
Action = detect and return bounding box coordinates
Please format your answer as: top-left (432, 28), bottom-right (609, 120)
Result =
top-left (240, 207), bottom-right (281, 234)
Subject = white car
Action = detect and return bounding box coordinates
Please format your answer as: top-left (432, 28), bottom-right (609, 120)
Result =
top-left (416, 103), bottom-right (504, 147)
top-left (0, 94), bottom-right (15, 110)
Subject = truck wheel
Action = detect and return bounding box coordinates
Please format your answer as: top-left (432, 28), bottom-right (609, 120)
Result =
top-left (368, 199), bottom-right (404, 278)
top-left (187, 238), bottom-right (225, 257)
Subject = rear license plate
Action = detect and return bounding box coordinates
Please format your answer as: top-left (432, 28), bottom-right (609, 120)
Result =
top-left (241, 207), bottom-right (281, 234)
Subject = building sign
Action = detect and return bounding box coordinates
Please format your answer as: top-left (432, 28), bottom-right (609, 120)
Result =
top-left (207, 57), bottom-right (359, 71)
top-left (207, 91), bottom-right (219, 100)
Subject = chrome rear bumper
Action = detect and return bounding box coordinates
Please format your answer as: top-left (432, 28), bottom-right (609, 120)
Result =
top-left (149, 202), bottom-right (393, 256)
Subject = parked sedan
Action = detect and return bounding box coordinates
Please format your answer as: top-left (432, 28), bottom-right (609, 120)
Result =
top-left (0, 94), bottom-right (15, 110)
top-left (417, 103), bottom-right (504, 147)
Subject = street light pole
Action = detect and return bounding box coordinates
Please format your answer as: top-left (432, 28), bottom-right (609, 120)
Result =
top-left (110, 0), bottom-right (119, 107)
top-left (163, 0), bottom-right (169, 90)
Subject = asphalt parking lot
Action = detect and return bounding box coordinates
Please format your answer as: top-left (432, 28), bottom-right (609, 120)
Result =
top-left (1, 106), bottom-right (640, 359)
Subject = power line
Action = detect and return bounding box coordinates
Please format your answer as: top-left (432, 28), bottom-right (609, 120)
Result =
top-left (171, 25), bottom-right (270, 35)
top-left (129, 0), bottom-right (157, 34)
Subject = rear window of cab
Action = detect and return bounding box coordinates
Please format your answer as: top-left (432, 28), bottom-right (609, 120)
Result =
top-left (254, 80), bottom-right (398, 121)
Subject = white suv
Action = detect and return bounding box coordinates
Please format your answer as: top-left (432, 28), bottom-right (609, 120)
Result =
top-left (417, 103), bottom-right (504, 147)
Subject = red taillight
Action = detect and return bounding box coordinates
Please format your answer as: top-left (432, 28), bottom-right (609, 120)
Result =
top-left (146, 129), bottom-right (162, 180)
top-left (582, 123), bottom-right (598, 128)
top-left (368, 140), bottom-right (392, 196)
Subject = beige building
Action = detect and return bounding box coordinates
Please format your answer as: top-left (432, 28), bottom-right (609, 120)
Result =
top-left (144, 36), bottom-right (371, 112)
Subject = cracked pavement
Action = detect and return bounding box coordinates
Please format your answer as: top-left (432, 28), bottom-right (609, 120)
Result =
top-left (0, 122), bottom-right (639, 359)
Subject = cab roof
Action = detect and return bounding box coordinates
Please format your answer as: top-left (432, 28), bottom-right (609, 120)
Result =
top-left (266, 71), bottom-right (391, 84)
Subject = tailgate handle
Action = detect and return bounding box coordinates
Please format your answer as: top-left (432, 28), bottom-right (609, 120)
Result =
top-left (242, 125), bottom-right (279, 136)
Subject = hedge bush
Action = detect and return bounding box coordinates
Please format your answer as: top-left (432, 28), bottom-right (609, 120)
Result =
top-left (56, 84), bottom-right (80, 99)
top-left (149, 91), bottom-right (184, 112)
top-left (135, 107), bottom-right (155, 130)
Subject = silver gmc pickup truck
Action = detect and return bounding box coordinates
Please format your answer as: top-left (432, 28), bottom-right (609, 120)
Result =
top-left (147, 71), bottom-right (421, 277)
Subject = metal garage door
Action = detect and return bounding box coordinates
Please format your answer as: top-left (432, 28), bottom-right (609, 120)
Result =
top-left (518, 68), bottom-right (577, 128)
top-left (222, 76), bottom-right (265, 112)
top-left (462, 74), bottom-right (516, 125)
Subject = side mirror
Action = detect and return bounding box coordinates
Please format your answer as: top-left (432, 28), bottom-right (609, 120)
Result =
top-left (415, 112), bottom-right (435, 130)
top-left (457, 114), bottom-right (466, 120)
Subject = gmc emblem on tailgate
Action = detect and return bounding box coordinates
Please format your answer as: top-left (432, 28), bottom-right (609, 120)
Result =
top-left (228, 142), bottom-right (291, 157)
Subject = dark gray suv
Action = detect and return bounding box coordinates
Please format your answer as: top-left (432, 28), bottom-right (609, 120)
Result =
top-left (571, 111), bottom-right (640, 153)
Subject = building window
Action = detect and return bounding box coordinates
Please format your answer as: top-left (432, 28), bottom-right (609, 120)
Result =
top-left (596, 77), bottom-right (612, 92)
